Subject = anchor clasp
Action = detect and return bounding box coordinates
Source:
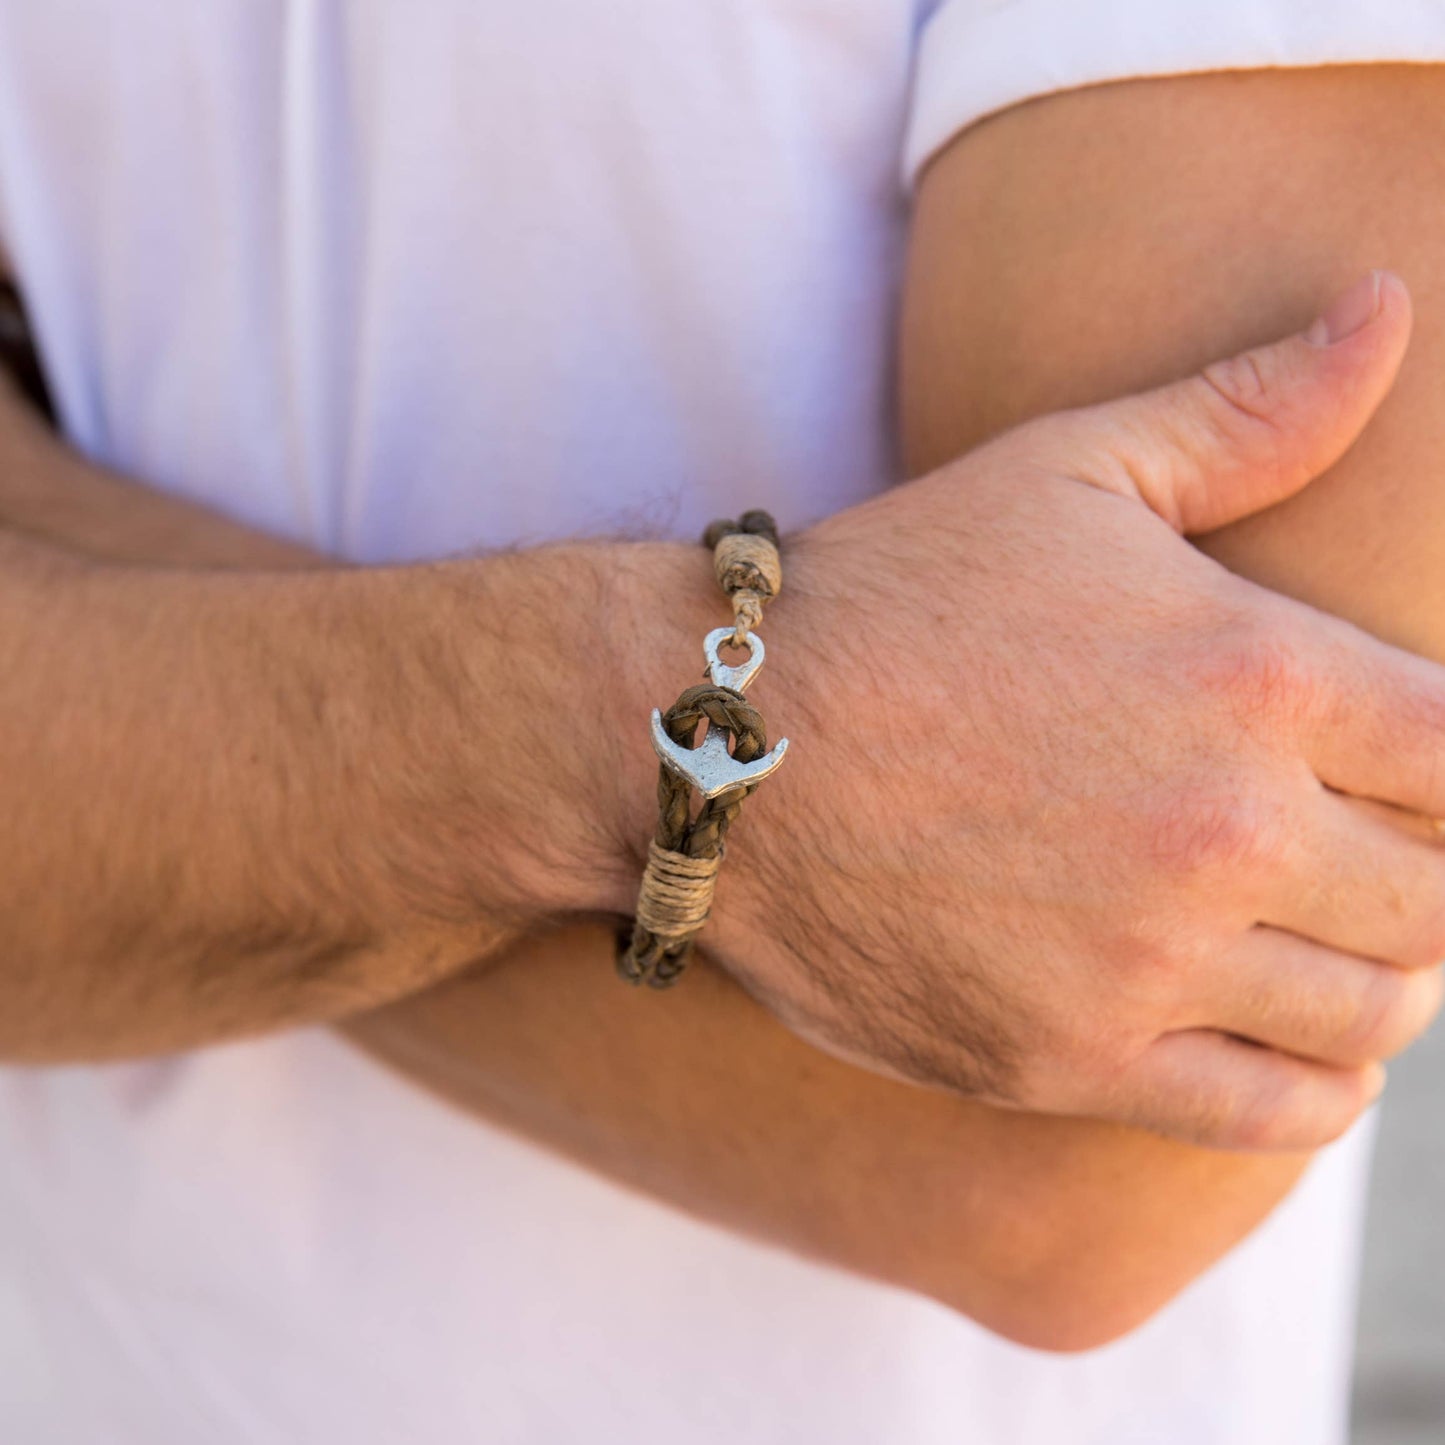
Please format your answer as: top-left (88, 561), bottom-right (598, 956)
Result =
top-left (649, 710), bottom-right (789, 800)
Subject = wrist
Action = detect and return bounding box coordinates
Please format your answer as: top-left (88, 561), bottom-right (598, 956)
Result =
top-left (678, 520), bottom-right (853, 1002)
top-left (365, 541), bottom-right (720, 935)
top-left (582, 539), bottom-right (723, 914)
top-left (610, 523), bottom-right (827, 983)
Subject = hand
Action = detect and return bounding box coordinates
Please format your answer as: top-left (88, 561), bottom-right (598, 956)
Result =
top-left (709, 271), bottom-right (1445, 1150)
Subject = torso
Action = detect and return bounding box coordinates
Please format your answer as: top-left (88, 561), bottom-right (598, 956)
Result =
top-left (0, 5), bottom-right (1373, 1440)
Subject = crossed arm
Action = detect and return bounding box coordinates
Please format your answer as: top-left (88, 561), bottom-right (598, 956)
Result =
top-left (5, 64), bottom-right (1443, 1350)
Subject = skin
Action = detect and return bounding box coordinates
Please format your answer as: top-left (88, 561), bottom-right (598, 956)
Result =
top-left (0, 374), bottom-right (1317, 1352)
top-left (0, 241), bottom-right (1443, 1148)
top-left (900, 64), bottom-right (1445, 1136)
top-left (359, 66), bottom-right (1445, 1344)
top-left (3, 64), bottom-right (1445, 1349)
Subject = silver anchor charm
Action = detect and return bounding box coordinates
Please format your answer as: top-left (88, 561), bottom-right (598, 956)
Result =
top-left (648, 628), bottom-right (790, 799)
top-left (649, 713), bottom-right (789, 799)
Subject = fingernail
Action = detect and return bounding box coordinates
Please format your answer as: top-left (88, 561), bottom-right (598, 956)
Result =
top-left (1305, 271), bottom-right (1383, 346)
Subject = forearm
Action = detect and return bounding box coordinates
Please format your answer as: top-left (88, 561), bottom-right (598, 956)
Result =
top-left (2, 77), bottom-right (1437, 1344)
top-left (904, 64), bottom-right (1445, 658)
top-left (0, 378), bottom-right (318, 568)
top-left (902, 62), bottom-right (1445, 1316)
top-left (0, 379), bottom-right (681, 1058)
top-left (0, 313), bottom-right (1300, 1351)
top-left (347, 922), bottom-right (1291, 1352)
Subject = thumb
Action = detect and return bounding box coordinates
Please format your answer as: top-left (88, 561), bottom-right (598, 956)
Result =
top-left (1071, 271), bottom-right (1412, 534)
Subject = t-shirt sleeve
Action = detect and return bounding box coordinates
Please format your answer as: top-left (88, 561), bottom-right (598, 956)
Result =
top-left (904, 0), bottom-right (1445, 184)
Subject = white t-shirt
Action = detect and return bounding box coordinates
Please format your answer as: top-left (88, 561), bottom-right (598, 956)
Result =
top-left (0, 3), bottom-right (1438, 1441)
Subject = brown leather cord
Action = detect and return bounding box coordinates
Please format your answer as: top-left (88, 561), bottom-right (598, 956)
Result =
top-left (618, 682), bottom-right (771, 987)
top-left (618, 515), bottom-right (783, 988)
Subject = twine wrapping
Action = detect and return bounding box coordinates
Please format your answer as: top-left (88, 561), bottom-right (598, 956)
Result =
top-left (619, 513), bottom-right (782, 988)
top-left (706, 511), bottom-right (782, 645)
top-left (634, 839), bottom-right (722, 947)
top-left (712, 532), bottom-right (782, 644)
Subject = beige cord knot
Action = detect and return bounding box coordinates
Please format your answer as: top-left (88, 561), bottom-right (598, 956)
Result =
top-left (712, 531), bottom-right (782, 644)
top-left (634, 839), bottom-right (722, 948)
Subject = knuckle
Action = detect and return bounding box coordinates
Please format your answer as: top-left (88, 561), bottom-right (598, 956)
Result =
top-left (1105, 914), bottom-right (1163, 970)
top-left (1145, 787), bottom-right (1281, 880)
top-left (1228, 1071), bottom-right (1357, 1152)
top-left (1201, 351), bottom-right (1276, 425)
top-left (1097, 918), bottom-right (1198, 1007)
top-left (1195, 352), bottom-right (1292, 482)
top-left (1337, 967), bottom-right (1418, 1062)
top-left (1208, 623), bottom-right (1321, 727)
top-left (1412, 966), bottom-right (1445, 1037)
top-left (1412, 888), bottom-right (1445, 964)
top-left (1321, 644), bottom-right (1445, 799)
top-left (1375, 966), bottom-right (1445, 1057)
top-left (1410, 924), bottom-right (1445, 971)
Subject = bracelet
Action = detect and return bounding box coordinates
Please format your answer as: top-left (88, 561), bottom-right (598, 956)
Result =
top-left (618, 510), bottom-right (790, 988)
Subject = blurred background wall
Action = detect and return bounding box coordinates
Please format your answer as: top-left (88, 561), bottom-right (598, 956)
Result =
top-left (1353, 1023), bottom-right (1444, 1443)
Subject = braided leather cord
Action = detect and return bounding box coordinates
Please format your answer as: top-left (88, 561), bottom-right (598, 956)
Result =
top-left (618, 683), bottom-right (770, 986)
top-left (618, 510), bottom-right (782, 989)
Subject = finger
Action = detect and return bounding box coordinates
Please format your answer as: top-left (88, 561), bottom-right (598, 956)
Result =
top-left (1048, 271), bottom-right (1411, 534)
top-left (1118, 1029), bottom-right (1383, 1152)
top-left (1266, 785), bottom-right (1445, 969)
top-left (1333, 792), bottom-right (1445, 847)
top-left (1202, 927), bottom-right (1443, 1069)
top-left (1306, 620), bottom-right (1445, 821)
